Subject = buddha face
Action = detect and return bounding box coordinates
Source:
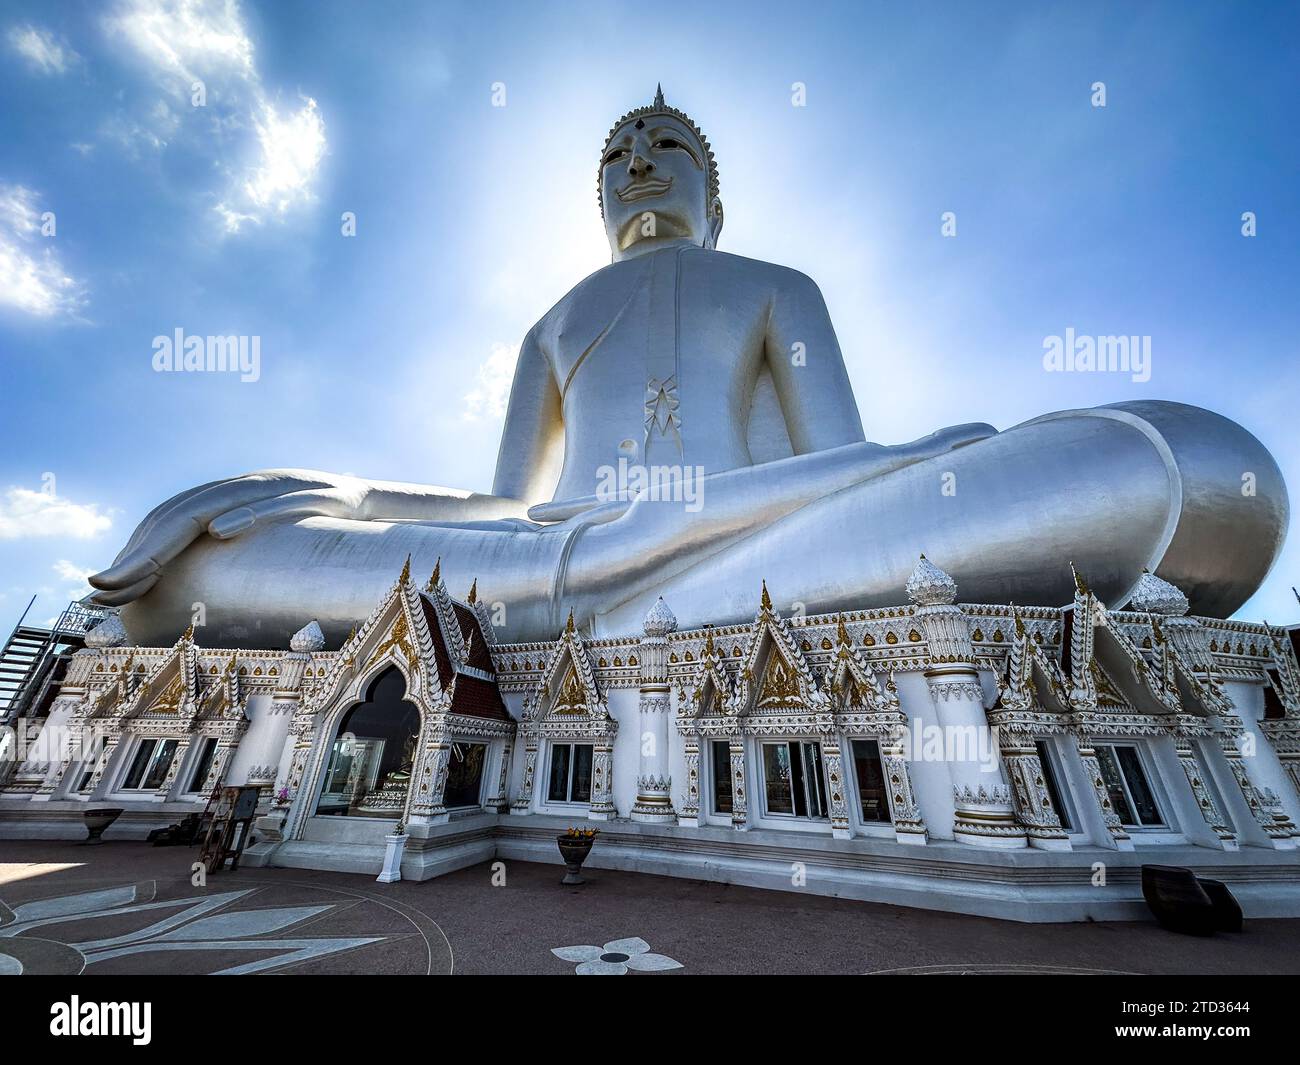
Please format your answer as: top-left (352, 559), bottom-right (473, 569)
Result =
top-left (600, 114), bottom-right (722, 256)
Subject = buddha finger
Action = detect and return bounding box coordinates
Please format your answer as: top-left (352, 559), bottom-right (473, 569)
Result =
top-left (91, 476), bottom-right (333, 588)
top-left (88, 572), bottom-right (160, 607)
top-left (208, 489), bottom-right (355, 539)
top-left (115, 479), bottom-right (229, 560)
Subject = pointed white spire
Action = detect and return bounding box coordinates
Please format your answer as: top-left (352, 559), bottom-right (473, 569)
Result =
top-left (905, 554), bottom-right (957, 607)
top-left (290, 619), bottom-right (326, 653)
top-left (85, 613), bottom-right (127, 648)
top-left (1126, 570), bottom-right (1189, 616)
top-left (643, 596), bottom-right (677, 636)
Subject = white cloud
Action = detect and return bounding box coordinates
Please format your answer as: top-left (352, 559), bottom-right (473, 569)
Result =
top-left (7, 24), bottom-right (79, 74)
top-left (52, 560), bottom-right (98, 602)
top-left (463, 342), bottom-right (519, 421)
top-left (0, 184), bottom-right (88, 318)
top-left (104, 0), bottom-right (326, 232)
top-left (0, 488), bottom-right (112, 541)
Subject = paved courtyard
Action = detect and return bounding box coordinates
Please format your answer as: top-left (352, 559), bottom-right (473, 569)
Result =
top-left (2, 839), bottom-right (1299, 975)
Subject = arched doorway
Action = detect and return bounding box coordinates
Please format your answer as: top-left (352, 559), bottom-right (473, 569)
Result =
top-left (315, 667), bottom-right (421, 818)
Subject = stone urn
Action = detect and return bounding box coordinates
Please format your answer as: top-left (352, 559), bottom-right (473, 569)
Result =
top-left (556, 831), bottom-right (596, 885)
top-left (82, 808), bottom-right (124, 844)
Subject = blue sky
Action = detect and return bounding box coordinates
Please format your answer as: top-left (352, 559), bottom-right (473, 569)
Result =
top-left (1, 0), bottom-right (1298, 634)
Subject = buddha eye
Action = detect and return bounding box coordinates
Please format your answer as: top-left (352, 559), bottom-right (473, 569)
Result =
top-left (603, 148), bottom-right (628, 165)
top-left (654, 138), bottom-right (681, 150)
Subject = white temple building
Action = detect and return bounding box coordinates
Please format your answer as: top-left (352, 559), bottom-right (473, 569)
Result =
top-left (3, 555), bottom-right (1300, 922)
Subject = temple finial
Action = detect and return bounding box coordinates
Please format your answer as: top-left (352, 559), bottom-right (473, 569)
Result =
top-left (653, 83), bottom-right (665, 109)
top-left (426, 556), bottom-right (441, 592)
top-left (565, 608), bottom-right (575, 635)
top-left (467, 578), bottom-right (478, 604)
top-left (399, 554), bottom-right (411, 585)
top-left (703, 624), bottom-right (715, 657)
top-left (836, 612), bottom-right (850, 647)
top-left (1070, 561), bottom-right (1089, 596)
top-left (760, 579), bottom-right (772, 612)
top-left (181, 622), bottom-right (194, 643)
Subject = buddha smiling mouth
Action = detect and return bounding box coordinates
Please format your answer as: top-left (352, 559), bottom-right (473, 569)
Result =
top-left (616, 177), bottom-right (673, 203)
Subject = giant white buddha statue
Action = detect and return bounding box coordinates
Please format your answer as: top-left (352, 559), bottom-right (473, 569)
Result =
top-left (91, 88), bottom-right (1288, 646)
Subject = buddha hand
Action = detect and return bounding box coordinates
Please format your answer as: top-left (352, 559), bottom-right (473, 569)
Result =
top-left (87, 469), bottom-right (497, 606)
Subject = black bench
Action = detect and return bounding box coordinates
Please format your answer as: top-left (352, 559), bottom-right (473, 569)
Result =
top-left (1141, 865), bottom-right (1243, 935)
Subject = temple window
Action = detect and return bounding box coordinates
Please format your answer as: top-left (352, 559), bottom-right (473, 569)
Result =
top-left (186, 737), bottom-right (219, 794)
top-left (120, 738), bottom-right (179, 791)
top-left (761, 740), bottom-right (828, 820)
top-left (1035, 739), bottom-right (1074, 831)
top-left (444, 742), bottom-right (488, 808)
top-left (850, 739), bottom-right (891, 824)
top-left (710, 740), bottom-right (733, 814)
top-left (546, 742), bottom-right (593, 804)
top-left (315, 667), bottom-right (421, 819)
top-left (1093, 743), bottom-right (1165, 828)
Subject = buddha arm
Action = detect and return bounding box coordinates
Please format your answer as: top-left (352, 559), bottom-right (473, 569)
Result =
top-left (491, 327), bottom-right (565, 508)
top-left (763, 271), bottom-right (867, 453)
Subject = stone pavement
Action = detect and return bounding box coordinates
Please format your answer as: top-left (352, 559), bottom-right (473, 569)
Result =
top-left (2, 839), bottom-right (1299, 975)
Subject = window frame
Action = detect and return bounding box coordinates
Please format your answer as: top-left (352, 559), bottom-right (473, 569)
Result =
top-left (1094, 741), bottom-right (1167, 830)
top-left (759, 739), bottom-right (829, 822)
top-left (545, 741), bottom-right (595, 806)
top-left (709, 739), bottom-right (733, 815)
top-left (848, 737), bottom-right (893, 827)
top-left (185, 736), bottom-right (220, 795)
top-left (1034, 737), bottom-right (1076, 832)
top-left (118, 737), bottom-right (180, 792)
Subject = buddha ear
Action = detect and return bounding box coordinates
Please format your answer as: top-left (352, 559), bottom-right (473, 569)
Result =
top-left (707, 196), bottom-right (724, 249)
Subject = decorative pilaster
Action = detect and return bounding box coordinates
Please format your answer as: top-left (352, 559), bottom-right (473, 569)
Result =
top-left (408, 736), bottom-right (451, 825)
top-left (485, 741), bottom-right (513, 812)
top-left (511, 743), bottom-right (537, 814)
top-left (879, 733), bottom-right (927, 843)
top-left (1172, 737), bottom-right (1237, 849)
top-left (907, 556), bottom-right (1025, 848)
top-left (85, 735), bottom-right (124, 798)
top-left (632, 598), bottom-right (677, 823)
top-left (677, 737), bottom-right (701, 826)
top-left (1000, 735), bottom-right (1071, 850)
top-left (728, 739), bottom-right (748, 830)
top-left (1216, 729), bottom-right (1297, 848)
top-left (1076, 739), bottom-right (1134, 850)
top-left (821, 739), bottom-right (851, 838)
top-left (589, 742), bottom-right (616, 820)
top-left (158, 739), bottom-right (192, 798)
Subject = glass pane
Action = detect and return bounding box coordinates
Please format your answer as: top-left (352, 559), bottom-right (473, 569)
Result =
top-left (77, 737), bottom-right (105, 792)
top-left (711, 741), bottom-right (733, 813)
top-left (141, 739), bottom-right (178, 790)
top-left (571, 745), bottom-right (594, 803)
top-left (789, 742), bottom-right (809, 816)
top-left (802, 742), bottom-right (827, 819)
top-left (444, 743), bottom-right (487, 808)
top-left (763, 744), bottom-right (794, 814)
top-left (547, 744), bottom-right (572, 803)
top-left (121, 740), bottom-right (156, 790)
top-left (189, 738), bottom-right (218, 794)
top-left (1116, 745), bottom-right (1163, 826)
top-left (1094, 746), bottom-right (1136, 826)
top-left (1035, 740), bottom-right (1071, 831)
top-left (852, 739), bottom-right (891, 823)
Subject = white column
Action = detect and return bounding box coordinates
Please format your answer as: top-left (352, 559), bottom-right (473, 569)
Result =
top-left (907, 556), bottom-right (1026, 849)
top-left (632, 598), bottom-right (677, 823)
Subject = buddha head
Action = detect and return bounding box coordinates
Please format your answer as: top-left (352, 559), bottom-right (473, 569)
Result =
top-left (599, 85), bottom-right (722, 258)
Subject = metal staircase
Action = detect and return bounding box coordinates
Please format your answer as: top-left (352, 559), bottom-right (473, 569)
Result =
top-left (0, 597), bottom-right (109, 726)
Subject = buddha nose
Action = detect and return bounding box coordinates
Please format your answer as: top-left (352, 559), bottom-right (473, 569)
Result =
top-left (627, 153), bottom-right (654, 180)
